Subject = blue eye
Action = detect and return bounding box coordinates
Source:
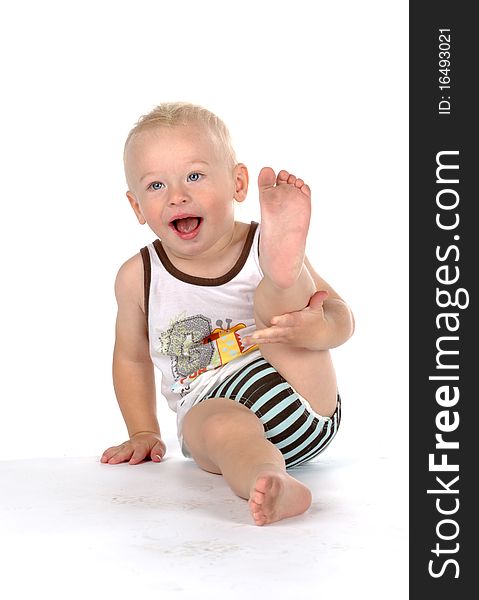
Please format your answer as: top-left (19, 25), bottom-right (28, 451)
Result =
top-left (149, 181), bottom-right (164, 190)
top-left (187, 172), bottom-right (202, 182)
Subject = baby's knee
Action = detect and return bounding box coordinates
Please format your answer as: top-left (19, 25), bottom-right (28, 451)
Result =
top-left (201, 402), bottom-right (262, 447)
top-left (185, 399), bottom-right (261, 449)
top-left (182, 399), bottom-right (263, 469)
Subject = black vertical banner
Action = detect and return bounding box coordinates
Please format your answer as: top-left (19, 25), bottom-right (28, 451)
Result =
top-left (410, 2), bottom-right (476, 598)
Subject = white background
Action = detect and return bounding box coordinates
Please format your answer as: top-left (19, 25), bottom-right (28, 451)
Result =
top-left (0, 1), bottom-right (408, 465)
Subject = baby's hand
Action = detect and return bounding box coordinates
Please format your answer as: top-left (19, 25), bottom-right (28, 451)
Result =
top-left (244, 291), bottom-right (329, 350)
top-left (101, 432), bottom-right (166, 465)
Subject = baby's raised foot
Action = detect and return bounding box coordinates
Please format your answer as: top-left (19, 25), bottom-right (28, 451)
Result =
top-left (258, 167), bottom-right (311, 289)
top-left (248, 470), bottom-right (312, 526)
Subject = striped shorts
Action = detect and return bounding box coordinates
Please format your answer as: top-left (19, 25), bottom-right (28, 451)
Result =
top-left (200, 356), bottom-right (341, 469)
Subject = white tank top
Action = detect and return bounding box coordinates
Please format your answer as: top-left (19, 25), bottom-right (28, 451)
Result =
top-left (140, 222), bottom-right (263, 419)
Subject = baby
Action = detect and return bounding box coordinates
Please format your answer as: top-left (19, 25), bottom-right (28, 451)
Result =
top-left (101, 102), bottom-right (354, 526)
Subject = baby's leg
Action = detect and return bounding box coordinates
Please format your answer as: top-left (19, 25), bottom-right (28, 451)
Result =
top-left (182, 398), bottom-right (312, 526)
top-left (255, 168), bottom-right (337, 416)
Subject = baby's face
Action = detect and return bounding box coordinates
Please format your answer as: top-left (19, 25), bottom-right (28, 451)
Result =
top-left (125, 123), bottom-right (247, 259)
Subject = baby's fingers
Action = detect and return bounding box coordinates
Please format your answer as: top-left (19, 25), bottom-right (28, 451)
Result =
top-left (246, 326), bottom-right (289, 345)
top-left (270, 313), bottom-right (297, 327)
top-left (103, 443), bottom-right (135, 464)
top-left (101, 445), bottom-right (124, 463)
top-left (150, 441), bottom-right (167, 463)
top-left (128, 445), bottom-right (149, 465)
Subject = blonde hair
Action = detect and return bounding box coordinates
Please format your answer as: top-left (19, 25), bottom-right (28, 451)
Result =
top-left (124, 101), bottom-right (237, 167)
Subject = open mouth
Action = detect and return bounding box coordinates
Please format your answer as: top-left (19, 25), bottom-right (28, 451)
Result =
top-left (169, 215), bottom-right (203, 238)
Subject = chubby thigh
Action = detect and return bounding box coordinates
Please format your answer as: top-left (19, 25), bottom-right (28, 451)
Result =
top-left (182, 357), bottom-right (341, 470)
top-left (181, 398), bottom-right (265, 474)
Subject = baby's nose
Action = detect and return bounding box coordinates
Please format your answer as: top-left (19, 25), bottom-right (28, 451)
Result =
top-left (167, 186), bottom-right (190, 206)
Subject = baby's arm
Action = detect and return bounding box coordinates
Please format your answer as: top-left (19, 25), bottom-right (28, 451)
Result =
top-left (101, 255), bottom-right (166, 465)
top-left (246, 256), bottom-right (354, 351)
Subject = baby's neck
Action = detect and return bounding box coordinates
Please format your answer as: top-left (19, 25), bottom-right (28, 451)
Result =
top-left (161, 221), bottom-right (251, 279)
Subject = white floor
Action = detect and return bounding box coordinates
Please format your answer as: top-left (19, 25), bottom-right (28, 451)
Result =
top-left (0, 431), bottom-right (408, 600)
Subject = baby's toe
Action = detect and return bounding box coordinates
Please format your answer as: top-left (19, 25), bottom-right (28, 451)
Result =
top-left (287, 173), bottom-right (297, 184)
top-left (277, 169), bottom-right (290, 184)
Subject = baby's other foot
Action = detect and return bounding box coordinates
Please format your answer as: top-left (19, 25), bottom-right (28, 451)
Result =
top-left (258, 167), bottom-right (311, 289)
top-left (248, 470), bottom-right (312, 526)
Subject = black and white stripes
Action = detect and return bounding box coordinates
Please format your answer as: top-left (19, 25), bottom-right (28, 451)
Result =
top-left (201, 357), bottom-right (341, 469)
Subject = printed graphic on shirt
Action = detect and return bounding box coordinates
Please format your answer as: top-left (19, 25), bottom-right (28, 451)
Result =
top-left (154, 313), bottom-right (213, 383)
top-left (154, 314), bottom-right (257, 394)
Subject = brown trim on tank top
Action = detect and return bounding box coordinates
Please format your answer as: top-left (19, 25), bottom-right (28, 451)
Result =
top-left (140, 246), bottom-right (151, 325)
top-left (152, 221), bottom-right (259, 287)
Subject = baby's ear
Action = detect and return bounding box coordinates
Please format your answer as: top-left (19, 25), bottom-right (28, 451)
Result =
top-left (233, 163), bottom-right (249, 202)
top-left (126, 191), bottom-right (146, 224)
